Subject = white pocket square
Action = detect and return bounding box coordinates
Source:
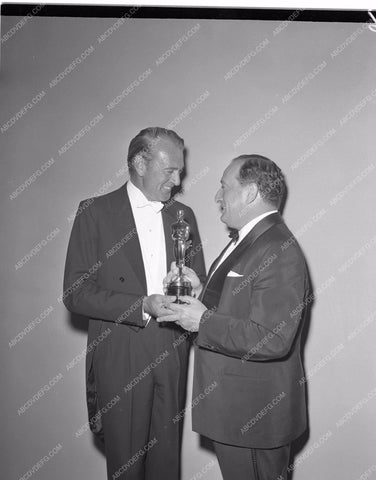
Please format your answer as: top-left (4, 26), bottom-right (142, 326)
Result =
top-left (227, 270), bottom-right (243, 277)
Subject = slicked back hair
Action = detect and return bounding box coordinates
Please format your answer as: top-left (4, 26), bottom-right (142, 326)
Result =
top-left (127, 127), bottom-right (184, 174)
top-left (234, 154), bottom-right (286, 209)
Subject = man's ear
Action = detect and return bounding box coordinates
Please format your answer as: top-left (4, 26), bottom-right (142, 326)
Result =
top-left (246, 183), bottom-right (258, 203)
top-left (132, 154), bottom-right (146, 176)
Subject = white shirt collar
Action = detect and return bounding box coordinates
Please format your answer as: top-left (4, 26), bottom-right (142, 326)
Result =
top-left (237, 210), bottom-right (278, 244)
top-left (127, 180), bottom-right (163, 213)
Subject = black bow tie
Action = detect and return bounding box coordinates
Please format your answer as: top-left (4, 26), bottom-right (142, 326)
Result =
top-left (228, 229), bottom-right (239, 242)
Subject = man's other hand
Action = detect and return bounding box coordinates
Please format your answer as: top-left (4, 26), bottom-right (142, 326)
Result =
top-left (143, 294), bottom-right (176, 318)
top-left (156, 296), bottom-right (207, 332)
top-left (163, 262), bottom-right (203, 297)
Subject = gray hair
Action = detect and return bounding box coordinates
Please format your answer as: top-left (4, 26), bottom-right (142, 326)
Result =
top-left (127, 127), bottom-right (184, 173)
top-left (234, 154), bottom-right (286, 209)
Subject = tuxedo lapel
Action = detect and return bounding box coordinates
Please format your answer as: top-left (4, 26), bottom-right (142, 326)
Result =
top-left (201, 213), bottom-right (283, 308)
top-left (107, 183), bottom-right (147, 293)
top-left (162, 205), bottom-right (175, 272)
top-left (206, 240), bottom-right (234, 280)
top-left (218, 213), bottom-right (282, 277)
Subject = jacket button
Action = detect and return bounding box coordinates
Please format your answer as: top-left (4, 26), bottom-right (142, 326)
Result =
top-left (119, 277), bottom-right (125, 282)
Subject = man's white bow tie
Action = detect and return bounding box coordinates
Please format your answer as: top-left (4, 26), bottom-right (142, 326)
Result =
top-left (137, 200), bottom-right (164, 213)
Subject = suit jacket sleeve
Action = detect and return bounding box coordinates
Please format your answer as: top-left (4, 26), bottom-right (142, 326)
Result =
top-left (62, 201), bottom-right (146, 326)
top-left (196, 241), bottom-right (309, 361)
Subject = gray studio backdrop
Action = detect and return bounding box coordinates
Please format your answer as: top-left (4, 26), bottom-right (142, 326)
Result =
top-left (2, 11), bottom-right (376, 480)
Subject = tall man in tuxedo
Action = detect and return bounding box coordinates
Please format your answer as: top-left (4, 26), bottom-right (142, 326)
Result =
top-left (159, 155), bottom-right (310, 480)
top-left (63, 127), bottom-right (206, 480)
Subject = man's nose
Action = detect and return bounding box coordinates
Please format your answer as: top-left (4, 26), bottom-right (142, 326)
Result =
top-left (171, 170), bottom-right (180, 186)
top-left (215, 189), bottom-right (222, 203)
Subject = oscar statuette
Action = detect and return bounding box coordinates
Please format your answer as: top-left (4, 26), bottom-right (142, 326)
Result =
top-left (166, 209), bottom-right (192, 303)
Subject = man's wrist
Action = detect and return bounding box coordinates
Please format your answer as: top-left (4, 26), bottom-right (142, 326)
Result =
top-left (142, 295), bottom-right (149, 314)
top-left (193, 283), bottom-right (203, 298)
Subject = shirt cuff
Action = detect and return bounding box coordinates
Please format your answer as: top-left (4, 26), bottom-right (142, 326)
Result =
top-left (193, 283), bottom-right (203, 298)
top-left (142, 303), bottom-right (151, 326)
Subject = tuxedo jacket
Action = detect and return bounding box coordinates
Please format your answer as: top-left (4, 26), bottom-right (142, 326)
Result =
top-left (193, 213), bottom-right (310, 449)
top-left (63, 183), bottom-right (206, 437)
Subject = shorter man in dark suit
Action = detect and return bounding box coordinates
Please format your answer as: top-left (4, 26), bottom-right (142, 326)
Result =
top-left (159, 155), bottom-right (310, 480)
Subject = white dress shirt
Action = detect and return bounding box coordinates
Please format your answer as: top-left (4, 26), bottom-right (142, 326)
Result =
top-left (127, 181), bottom-right (166, 322)
top-left (209, 210), bottom-right (278, 279)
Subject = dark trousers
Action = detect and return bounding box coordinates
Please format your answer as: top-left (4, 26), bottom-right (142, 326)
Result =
top-left (93, 320), bottom-right (189, 480)
top-left (213, 440), bottom-right (291, 480)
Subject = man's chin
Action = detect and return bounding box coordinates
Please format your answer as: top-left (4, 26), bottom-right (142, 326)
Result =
top-left (219, 213), bottom-right (235, 229)
top-left (160, 192), bottom-right (172, 202)
top-left (219, 212), bottom-right (227, 224)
